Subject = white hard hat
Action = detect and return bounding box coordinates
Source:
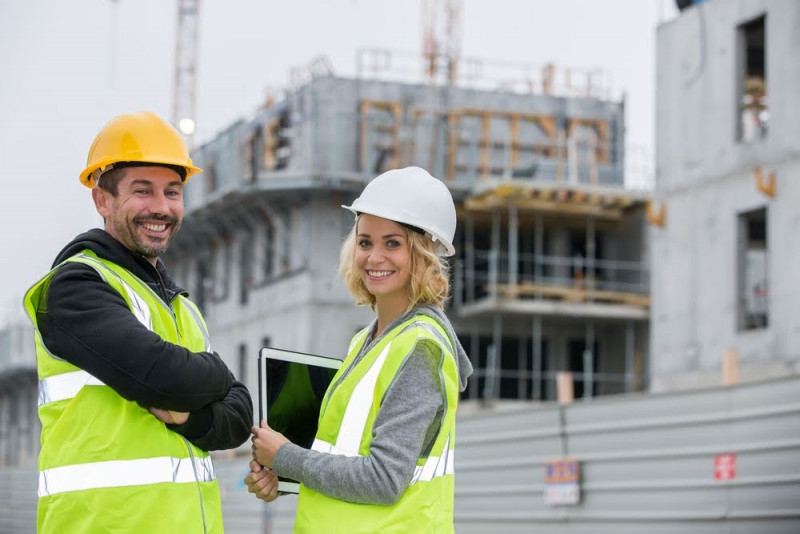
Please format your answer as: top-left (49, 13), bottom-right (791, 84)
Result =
top-left (343, 167), bottom-right (457, 257)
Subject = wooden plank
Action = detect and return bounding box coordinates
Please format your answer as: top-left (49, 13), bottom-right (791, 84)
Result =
top-left (495, 283), bottom-right (650, 308)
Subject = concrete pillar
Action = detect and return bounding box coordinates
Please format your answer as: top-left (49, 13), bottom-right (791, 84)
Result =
top-left (532, 316), bottom-right (543, 400)
top-left (557, 371), bottom-right (574, 404)
top-left (625, 321), bottom-right (635, 393)
top-left (509, 206), bottom-right (519, 291)
top-left (583, 321), bottom-right (595, 398)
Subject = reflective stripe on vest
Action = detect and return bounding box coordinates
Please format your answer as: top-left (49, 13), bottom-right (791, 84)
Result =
top-left (75, 253), bottom-right (152, 330)
top-left (347, 328), bottom-right (369, 355)
top-left (312, 434), bottom-right (455, 485)
top-left (294, 315), bottom-right (459, 534)
top-left (335, 343), bottom-right (392, 454)
top-left (26, 251), bottom-right (222, 532)
top-left (38, 455), bottom-right (216, 498)
top-left (310, 438), bottom-right (359, 457)
top-left (331, 320), bottom-right (454, 455)
top-left (410, 435), bottom-right (454, 485)
top-left (37, 254), bottom-right (210, 407)
top-left (312, 320), bottom-right (456, 483)
top-left (38, 370), bottom-right (105, 406)
top-left (182, 298), bottom-right (213, 352)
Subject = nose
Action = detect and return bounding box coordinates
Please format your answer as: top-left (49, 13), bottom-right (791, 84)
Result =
top-left (148, 190), bottom-right (170, 215)
top-left (368, 247), bottom-right (386, 264)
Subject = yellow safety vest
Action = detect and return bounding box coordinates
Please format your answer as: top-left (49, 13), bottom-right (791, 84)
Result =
top-left (294, 314), bottom-right (460, 534)
top-left (24, 251), bottom-right (223, 533)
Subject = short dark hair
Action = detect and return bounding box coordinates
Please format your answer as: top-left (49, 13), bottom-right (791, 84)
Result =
top-left (95, 167), bottom-right (126, 196)
top-left (96, 162), bottom-right (186, 196)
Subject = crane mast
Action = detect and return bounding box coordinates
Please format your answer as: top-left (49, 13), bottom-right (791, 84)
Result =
top-left (173, 0), bottom-right (200, 146)
top-left (422, 0), bottom-right (463, 85)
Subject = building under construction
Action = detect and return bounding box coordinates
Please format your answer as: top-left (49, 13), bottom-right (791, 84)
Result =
top-left (163, 58), bottom-right (651, 410)
top-left (5, 1), bottom-right (799, 531)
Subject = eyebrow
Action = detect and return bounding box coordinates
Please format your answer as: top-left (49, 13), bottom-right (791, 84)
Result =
top-left (357, 232), bottom-right (405, 239)
top-left (129, 179), bottom-right (183, 188)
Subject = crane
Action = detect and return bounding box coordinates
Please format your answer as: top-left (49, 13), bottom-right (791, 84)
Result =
top-left (173, 0), bottom-right (200, 147)
top-left (422, 0), bottom-right (463, 85)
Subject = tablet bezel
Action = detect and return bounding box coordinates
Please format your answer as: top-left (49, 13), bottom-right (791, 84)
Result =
top-left (257, 347), bottom-right (343, 494)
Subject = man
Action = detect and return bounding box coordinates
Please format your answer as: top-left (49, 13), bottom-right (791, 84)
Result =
top-left (23, 111), bottom-right (259, 533)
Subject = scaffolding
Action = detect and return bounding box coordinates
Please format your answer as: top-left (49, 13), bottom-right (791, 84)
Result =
top-left (165, 74), bottom-right (648, 407)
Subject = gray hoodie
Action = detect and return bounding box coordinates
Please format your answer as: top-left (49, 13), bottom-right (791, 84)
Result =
top-left (273, 305), bottom-right (473, 505)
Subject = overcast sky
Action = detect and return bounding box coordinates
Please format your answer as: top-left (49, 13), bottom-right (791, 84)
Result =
top-left (0, 0), bottom-right (677, 324)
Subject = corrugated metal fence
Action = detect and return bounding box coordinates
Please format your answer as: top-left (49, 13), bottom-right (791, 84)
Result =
top-left (1, 376), bottom-right (798, 533)
top-left (455, 375), bottom-right (800, 533)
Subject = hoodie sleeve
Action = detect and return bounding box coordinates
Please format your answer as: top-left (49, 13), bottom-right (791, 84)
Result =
top-left (167, 372), bottom-right (253, 451)
top-left (273, 339), bottom-right (445, 505)
top-left (37, 262), bottom-right (232, 412)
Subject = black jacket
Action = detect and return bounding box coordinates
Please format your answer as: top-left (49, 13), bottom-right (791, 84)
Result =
top-left (36, 228), bottom-right (252, 451)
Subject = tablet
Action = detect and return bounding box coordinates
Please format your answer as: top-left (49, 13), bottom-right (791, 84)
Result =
top-left (257, 347), bottom-right (343, 494)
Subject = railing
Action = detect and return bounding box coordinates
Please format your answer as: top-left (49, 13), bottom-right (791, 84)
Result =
top-left (355, 48), bottom-right (616, 100)
top-left (471, 365), bottom-right (643, 403)
top-left (456, 250), bottom-right (650, 307)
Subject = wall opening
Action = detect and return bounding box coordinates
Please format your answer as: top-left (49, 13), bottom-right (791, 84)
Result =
top-left (737, 207), bottom-right (768, 330)
top-left (737, 15), bottom-right (767, 142)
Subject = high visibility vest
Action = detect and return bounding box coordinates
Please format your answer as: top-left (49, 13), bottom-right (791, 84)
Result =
top-left (294, 314), bottom-right (460, 534)
top-left (24, 250), bottom-right (223, 534)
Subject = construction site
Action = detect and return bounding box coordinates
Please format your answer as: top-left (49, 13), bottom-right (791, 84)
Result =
top-left (1, 0), bottom-right (799, 532)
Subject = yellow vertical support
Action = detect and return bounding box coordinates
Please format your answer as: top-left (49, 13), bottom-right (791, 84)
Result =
top-left (723, 349), bottom-right (739, 385)
top-left (557, 372), bottom-right (574, 404)
top-left (263, 118), bottom-right (279, 170)
top-left (480, 112), bottom-right (490, 180)
top-left (359, 100), bottom-right (403, 173)
top-left (447, 111), bottom-right (460, 181)
top-left (555, 130), bottom-right (566, 183)
top-left (358, 100), bottom-right (370, 172)
top-left (567, 118), bottom-right (609, 164)
top-left (510, 115), bottom-right (520, 170)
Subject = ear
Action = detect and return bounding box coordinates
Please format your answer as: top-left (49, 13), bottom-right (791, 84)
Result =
top-left (92, 187), bottom-right (112, 221)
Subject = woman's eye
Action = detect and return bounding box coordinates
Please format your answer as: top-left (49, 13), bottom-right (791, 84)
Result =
top-left (358, 239), bottom-right (371, 248)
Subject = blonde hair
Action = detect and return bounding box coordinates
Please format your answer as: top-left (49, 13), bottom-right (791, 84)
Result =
top-left (339, 216), bottom-right (451, 312)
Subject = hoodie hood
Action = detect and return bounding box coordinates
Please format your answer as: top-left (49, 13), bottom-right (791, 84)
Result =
top-left (414, 305), bottom-right (474, 392)
top-left (54, 228), bottom-right (133, 268)
top-left (52, 228), bottom-right (186, 303)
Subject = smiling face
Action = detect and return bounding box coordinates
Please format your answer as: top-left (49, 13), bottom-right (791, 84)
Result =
top-left (355, 214), bottom-right (412, 311)
top-left (92, 165), bottom-right (184, 264)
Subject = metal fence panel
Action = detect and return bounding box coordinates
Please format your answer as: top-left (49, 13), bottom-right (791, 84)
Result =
top-left (454, 376), bottom-right (800, 533)
top-left (2, 376), bottom-right (799, 532)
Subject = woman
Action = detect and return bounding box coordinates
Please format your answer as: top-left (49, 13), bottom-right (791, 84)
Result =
top-left (246, 166), bottom-right (473, 533)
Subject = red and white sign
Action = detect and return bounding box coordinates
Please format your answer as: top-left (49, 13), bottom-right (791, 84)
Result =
top-left (544, 458), bottom-right (581, 505)
top-left (714, 453), bottom-right (736, 481)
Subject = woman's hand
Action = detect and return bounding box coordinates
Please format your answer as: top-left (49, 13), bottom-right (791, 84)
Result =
top-left (244, 459), bottom-right (279, 502)
top-left (251, 419), bottom-right (289, 468)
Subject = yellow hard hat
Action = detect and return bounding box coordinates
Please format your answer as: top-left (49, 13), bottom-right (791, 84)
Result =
top-left (79, 111), bottom-right (202, 188)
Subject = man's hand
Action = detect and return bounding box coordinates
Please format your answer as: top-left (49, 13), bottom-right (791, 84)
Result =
top-left (148, 407), bottom-right (189, 425)
top-left (244, 459), bottom-right (279, 502)
top-left (251, 419), bottom-right (289, 468)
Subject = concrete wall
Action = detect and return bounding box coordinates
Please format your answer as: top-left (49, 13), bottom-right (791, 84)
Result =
top-left (652, 0), bottom-right (800, 391)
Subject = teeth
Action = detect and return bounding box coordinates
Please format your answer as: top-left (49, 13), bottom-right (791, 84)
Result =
top-left (142, 223), bottom-right (167, 232)
top-left (368, 270), bottom-right (393, 277)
